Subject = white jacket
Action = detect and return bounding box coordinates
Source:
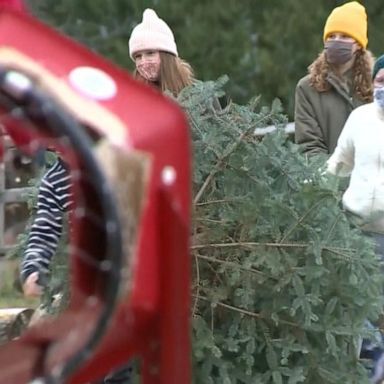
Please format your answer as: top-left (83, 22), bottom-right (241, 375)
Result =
top-left (327, 102), bottom-right (384, 232)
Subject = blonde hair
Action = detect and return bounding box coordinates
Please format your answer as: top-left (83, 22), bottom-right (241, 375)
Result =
top-left (308, 48), bottom-right (374, 102)
top-left (133, 51), bottom-right (194, 97)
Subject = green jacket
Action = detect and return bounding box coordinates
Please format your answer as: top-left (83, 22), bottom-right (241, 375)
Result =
top-left (294, 73), bottom-right (366, 155)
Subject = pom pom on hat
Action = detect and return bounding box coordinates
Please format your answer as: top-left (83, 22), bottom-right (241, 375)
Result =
top-left (323, 1), bottom-right (368, 48)
top-left (129, 9), bottom-right (178, 60)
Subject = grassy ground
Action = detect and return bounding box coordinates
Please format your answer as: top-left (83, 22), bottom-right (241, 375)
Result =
top-left (0, 259), bottom-right (39, 309)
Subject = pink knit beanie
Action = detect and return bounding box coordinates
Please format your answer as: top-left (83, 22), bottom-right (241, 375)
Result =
top-left (129, 9), bottom-right (178, 60)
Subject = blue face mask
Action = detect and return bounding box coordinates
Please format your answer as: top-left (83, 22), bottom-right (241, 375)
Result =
top-left (374, 87), bottom-right (384, 109)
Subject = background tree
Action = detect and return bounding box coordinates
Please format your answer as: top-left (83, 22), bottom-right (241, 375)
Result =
top-left (25, 0), bottom-right (384, 119)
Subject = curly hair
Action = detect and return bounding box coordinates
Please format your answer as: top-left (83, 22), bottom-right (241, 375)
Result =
top-left (308, 49), bottom-right (374, 102)
top-left (133, 52), bottom-right (194, 97)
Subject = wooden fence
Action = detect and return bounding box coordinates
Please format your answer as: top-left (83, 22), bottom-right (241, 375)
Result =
top-left (0, 135), bottom-right (34, 256)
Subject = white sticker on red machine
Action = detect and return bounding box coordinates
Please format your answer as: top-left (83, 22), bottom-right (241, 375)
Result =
top-left (68, 66), bottom-right (117, 100)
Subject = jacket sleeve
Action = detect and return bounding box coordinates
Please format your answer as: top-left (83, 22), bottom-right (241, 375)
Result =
top-left (327, 113), bottom-right (355, 176)
top-left (294, 80), bottom-right (328, 155)
top-left (20, 171), bottom-right (64, 283)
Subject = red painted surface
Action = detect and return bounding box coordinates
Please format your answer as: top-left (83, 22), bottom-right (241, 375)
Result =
top-left (0, 0), bottom-right (26, 12)
top-left (0, 5), bottom-right (191, 384)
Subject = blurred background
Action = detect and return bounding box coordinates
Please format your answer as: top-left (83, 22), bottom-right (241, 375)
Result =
top-left (24, 0), bottom-right (384, 119)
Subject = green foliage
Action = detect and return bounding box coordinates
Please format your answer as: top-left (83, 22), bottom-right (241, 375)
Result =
top-left (7, 77), bottom-right (384, 382)
top-left (0, 263), bottom-right (38, 308)
top-left (25, 0), bottom-right (384, 118)
top-left (178, 79), bottom-right (384, 383)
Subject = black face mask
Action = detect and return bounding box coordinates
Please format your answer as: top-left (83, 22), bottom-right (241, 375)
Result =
top-left (324, 40), bottom-right (354, 65)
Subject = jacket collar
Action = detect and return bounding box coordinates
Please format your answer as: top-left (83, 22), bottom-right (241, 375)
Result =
top-left (327, 71), bottom-right (355, 107)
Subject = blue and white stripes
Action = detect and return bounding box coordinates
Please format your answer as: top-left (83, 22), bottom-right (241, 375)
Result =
top-left (20, 159), bottom-right (71, 282)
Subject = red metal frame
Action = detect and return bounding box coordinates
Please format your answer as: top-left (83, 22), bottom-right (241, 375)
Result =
top-left (0, 4), bottom-right (191, 384)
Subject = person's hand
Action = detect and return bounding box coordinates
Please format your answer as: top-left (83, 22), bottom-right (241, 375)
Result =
top-left (22, 272), bottom-right (42, 297)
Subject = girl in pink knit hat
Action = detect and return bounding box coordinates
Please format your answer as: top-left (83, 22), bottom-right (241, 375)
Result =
top-left (129, 9), bottom-right (194, 96)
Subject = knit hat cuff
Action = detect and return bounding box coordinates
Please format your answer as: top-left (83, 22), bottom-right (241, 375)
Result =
top-left (129, 30), bottom-right (178, 59)
top-left (323, 25), bottom-right (366, 49)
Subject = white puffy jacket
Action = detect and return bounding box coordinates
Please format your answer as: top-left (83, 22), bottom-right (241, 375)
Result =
top-left (327, 102), bottom-right (384, 232)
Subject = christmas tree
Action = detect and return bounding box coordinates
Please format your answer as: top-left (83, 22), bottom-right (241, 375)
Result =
top-left (178, 78), bottom-right (384, 384)
top-left (6, 77), bottom-right (384, 383)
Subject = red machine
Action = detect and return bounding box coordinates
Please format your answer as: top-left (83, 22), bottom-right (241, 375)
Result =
top-left (0, 1), bottom-right (191, 383)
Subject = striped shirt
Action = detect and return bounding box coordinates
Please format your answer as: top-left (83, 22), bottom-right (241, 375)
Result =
top-left (20, 159), bottom-right (72, 282)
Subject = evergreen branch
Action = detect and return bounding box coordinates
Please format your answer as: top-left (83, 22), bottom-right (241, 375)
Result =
top-left (324, 213), bottom-right (343, 243)
top-left (191, 241), bottom-right (308, 250)
top-left (322, 247), bottom-right (366, 263)
top-left (195, 218), bottom-right (228, 224)
top-left (195, 198), bottom-right (243, 206)
top-left (195, 254), bottom-right (277, 280)
top-left (193, 295), bottom-right (365, 338)
top-left (195, 253), bottom-right (229, 286)
top-left (187, 110), bottom-right (209, 140)
top-left (193, 294), bottom-right (300, 329)
top-left (260, 321), bottom-right (272, 345)
top-left (191, 242), bottom-right (358, 256)
top-left (192, 252), bottom-right (201, 318)
top-left (193, 294), bottom-right (263, 319)
top-left (193, 112), bottom-right (274, 204)
top-left (193, 165), bottom-right (218, 205)
top-left (279, 197), bottom-right (330, 243)
top-left (202, 254), bottom-right (227, 287)
top-left (227, 164), bottom-right (264, 186)
top-left (188, 113), bottom-right (201, 133)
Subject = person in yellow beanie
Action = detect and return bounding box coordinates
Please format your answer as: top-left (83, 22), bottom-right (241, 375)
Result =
top-left (128, 9), bottom-right (194, 97)
top-left (294, 1), bottom-right (374, 155)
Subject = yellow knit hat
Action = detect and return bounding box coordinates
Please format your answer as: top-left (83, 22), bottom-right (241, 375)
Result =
top-left (323, 1), bottom-right (368, 48)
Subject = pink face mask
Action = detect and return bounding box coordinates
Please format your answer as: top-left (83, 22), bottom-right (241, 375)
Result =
top-left (135, 51), bottom-right (161, 82)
